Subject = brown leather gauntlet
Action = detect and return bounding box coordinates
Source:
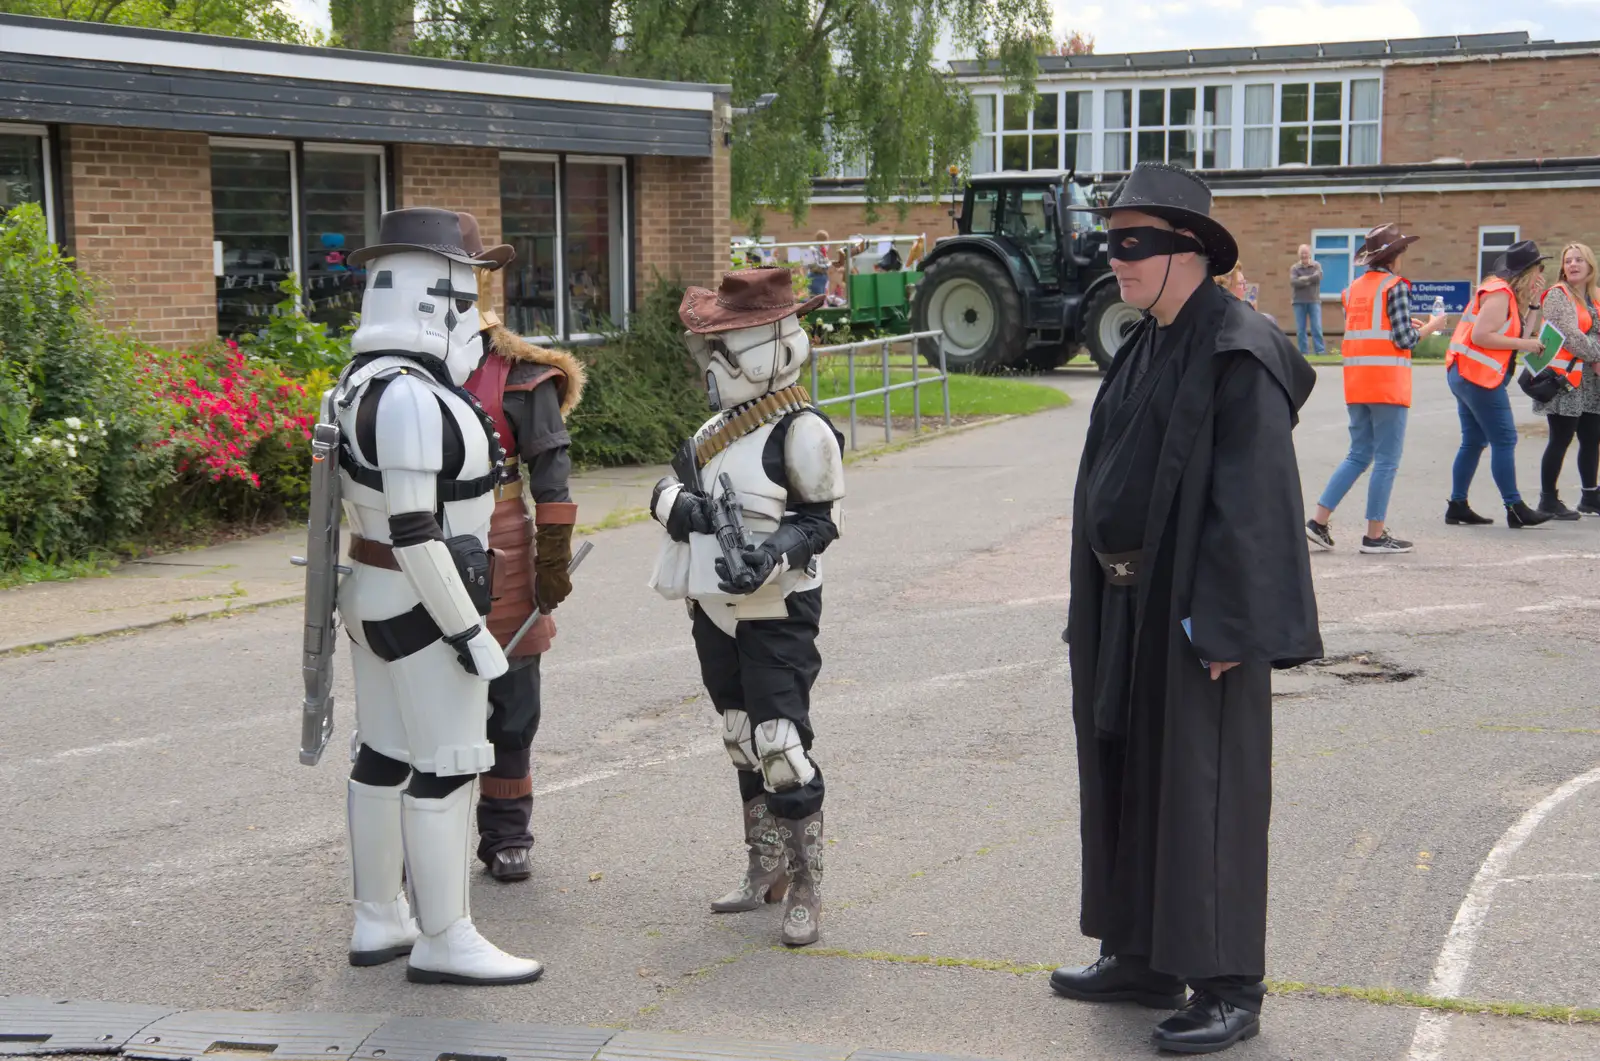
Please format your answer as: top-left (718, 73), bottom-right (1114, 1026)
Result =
top-left (533, 503), bottom-right (577, 608)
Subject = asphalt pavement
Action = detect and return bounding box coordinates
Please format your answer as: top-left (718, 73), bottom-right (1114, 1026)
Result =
top-left (2, 364), bottom-right (1598, 1061)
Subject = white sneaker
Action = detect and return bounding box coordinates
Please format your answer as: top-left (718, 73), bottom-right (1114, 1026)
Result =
top-left (349, 893), bottom-right (421, 966)
top-left (406, 917), bottom-right (544, 985)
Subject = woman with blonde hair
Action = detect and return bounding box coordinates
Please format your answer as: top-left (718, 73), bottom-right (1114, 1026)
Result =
top-left (1444, 240), bottom-right (1552, 527)
top-left (1532, 242), bottom-right (1600, 518)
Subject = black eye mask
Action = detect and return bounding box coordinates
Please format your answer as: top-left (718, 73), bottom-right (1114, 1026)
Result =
top-left (1108, 226), bottom-right (1205, 261)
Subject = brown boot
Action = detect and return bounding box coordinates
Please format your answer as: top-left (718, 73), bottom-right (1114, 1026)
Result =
top-left (778, 810), bottom-right (823, 946)
top-left (710, 796), bottom-right (789, 913)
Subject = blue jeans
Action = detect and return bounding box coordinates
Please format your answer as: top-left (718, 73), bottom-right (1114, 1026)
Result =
top-left (1447, 362), bottom-right (1522, 505)
top-left (1293, 302), bottom-right (1326, 355)
top-left (1318, 403), bottom-right (1409, 522)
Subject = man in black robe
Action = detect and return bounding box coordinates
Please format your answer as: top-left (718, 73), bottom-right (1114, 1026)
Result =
top-left (1051, 163), bottom-right (1322, 1054)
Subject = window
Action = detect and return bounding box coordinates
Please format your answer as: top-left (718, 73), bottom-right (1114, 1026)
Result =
top-left (1312, 229), bottom-right (1370, 299)
top-left (1349, 78), bottom-right (1380, 165)
top-left (1242, 84), bottom-right (1274, 168)
top-left (0, 124), bottom-right (54, 240)
top-left (212, 141), bottom-right (296, 338)
top-left (1062, 91), bottom-right (1091, 171)
top-left (972, 95), bottom-right (997, 174)
top-left (1478, 226), bottom-right (1520, 284)
top-left (301, 145), bottom-right (383, 333)
top-left (500, 153), bottom-right (631, 341)
top-left (1279, 82), bottom-right (1344, 165)
top-left (1130, 86), bottom-right (1199, 168)
top-left (1002, 91), bottom-right (1060, 171)
top-left (968, 187), bottom-right (1000, 233)
top-left (1104, 90), bottom-right (1130, 173)
top-left (564, 158), bottom-right (627, 335)
top-left (1201, 86), bottom-right (1232, 169)
top-left (501, 156), bottom-right (560, 339)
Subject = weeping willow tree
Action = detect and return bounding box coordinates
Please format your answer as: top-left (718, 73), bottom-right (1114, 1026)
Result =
top-left (331, 0), bottom-right (1053, 226)
top-left (0, 0), bottom-right (321, 42)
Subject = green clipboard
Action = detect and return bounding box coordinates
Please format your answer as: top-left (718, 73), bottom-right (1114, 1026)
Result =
top-left (1523, 321), bottom-right (1566, 375)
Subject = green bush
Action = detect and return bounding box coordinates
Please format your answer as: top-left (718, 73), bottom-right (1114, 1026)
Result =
top-left (237, 275), bottom-right (354, 375)
top-left (567, 278), bottom-right (709, 468)
top-left (0, 203), bottom-right (176, 568)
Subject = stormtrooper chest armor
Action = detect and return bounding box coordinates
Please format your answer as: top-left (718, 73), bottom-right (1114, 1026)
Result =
top-left (331, 358), bottom-right (496, 546)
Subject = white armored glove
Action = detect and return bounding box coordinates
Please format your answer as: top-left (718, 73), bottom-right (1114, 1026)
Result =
top-left (447, 626), bottom-right (509, 680)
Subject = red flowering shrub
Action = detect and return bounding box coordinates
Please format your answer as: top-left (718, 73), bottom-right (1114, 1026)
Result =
top-left (137, 340), bottom-right (319, 528)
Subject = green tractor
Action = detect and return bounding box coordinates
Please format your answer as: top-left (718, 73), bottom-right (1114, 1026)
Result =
top-left (910, 171), bottom-right (1139, 374)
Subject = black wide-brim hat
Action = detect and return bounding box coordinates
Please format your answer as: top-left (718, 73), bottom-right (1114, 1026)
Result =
top-left (1491, 240), bottom-right (1551, 280)
top-left (1069, 162), bottom-right (1238, 276)
top-left (348, 207), bottom-right (496, 269)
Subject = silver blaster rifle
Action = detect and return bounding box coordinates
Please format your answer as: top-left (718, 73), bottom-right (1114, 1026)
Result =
top-left (290, 422), bottom-right (349, 766)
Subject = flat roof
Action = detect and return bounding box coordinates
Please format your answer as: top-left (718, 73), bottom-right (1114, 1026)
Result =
top-left (950, 31), bottom-right (1600, 78)
top-left (0, 15), bottom-right (725, 111)
top-left (0, 15), bottom-right (721, 155)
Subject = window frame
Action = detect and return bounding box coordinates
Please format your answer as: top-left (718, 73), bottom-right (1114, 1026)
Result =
top-left (563, 153), bottom-right (631, 339)
top-left (1310, 227), bottom-right (1371, 302)
top-left (501, 150), bottom-right (565, 343)
top-left (0, 121), bottom-right (58, 243)
top-left (970, 70), bottom-right (1384, 176)
top-left (1477, 225), bottom-right (1521, 285)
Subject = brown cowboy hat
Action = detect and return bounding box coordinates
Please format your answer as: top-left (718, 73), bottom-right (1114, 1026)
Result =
top-left (679, 267), bottom-right (825, 334)
top-left (1354, 222), bottom-right (1418, 266)
top-left (457, 211), bottom-right (515, 271)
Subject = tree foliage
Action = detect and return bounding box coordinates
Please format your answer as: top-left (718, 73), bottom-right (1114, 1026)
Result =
top-left (332, 0), bottom-right (1052, 226)
top-left (0, 0), bottom-right (321, 42)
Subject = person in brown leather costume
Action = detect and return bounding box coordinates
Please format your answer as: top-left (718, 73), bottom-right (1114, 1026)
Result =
top-left (458, 213), bottom-right (586, 882)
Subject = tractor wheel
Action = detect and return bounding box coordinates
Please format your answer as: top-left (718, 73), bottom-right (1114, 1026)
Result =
top-left (1083, 283), bottom-right (1144, 372)
top-left (912, 254), bottom-right (1024, 374)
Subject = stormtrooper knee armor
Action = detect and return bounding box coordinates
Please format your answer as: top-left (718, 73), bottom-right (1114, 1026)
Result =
top-left (330, 208), bottom-right (540, 985)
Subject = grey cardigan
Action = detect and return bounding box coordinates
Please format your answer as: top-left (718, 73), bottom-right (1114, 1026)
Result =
top-left (1532, 284), bottom-right (1600, 417)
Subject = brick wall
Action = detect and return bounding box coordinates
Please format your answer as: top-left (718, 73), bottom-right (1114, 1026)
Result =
top-left (1383, 57), bottom-right (1600, 165)
top-left (1214, 187), bottom-right (1600, 332)
top-left (63, 126), bottom-right (215, 345)
top-left (636, 118), bottom-right (732, 292)
top-left (394, 144), bottom-right (506, 311)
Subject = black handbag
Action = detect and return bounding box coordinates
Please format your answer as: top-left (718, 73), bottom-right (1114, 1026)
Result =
top-left (1517, 365), bottom-right (1567, 403)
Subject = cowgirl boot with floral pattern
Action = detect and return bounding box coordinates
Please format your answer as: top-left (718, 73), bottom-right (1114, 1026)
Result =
top-left (710, 796), bottom-right (789, 913)
top-left (778, 810), bottom-right (824, 947)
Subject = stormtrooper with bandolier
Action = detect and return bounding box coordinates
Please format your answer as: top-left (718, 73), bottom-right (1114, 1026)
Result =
top-left (649, 267), bottom-right (845, 947)
top-left (326, 208), bottom-right (542, 986)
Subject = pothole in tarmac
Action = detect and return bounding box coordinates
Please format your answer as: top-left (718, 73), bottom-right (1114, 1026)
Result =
top-left (1274, 652), bottom-right (1419, 697)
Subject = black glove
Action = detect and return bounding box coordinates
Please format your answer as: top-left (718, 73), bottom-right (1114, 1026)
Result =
top-left (715, 523), bottom-right (812, 595)
top-left (656, 478), bottom-right (715, 543)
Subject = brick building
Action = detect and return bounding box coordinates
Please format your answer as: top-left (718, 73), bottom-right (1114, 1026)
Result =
top-left (741, 31), bottom-right (1600, 336)
top-left (0, 14), bottom-right (731, 346)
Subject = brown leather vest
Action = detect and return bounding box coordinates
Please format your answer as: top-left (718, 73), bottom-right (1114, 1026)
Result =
top-left (464, 348), bottom-right (563, 657)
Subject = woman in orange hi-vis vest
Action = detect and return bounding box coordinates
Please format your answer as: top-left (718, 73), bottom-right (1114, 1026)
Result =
top-left (1305, 224), bottom-right (1448, 555)
top-left (1445, 240), bottom-right (1552, 528)
top-left (1532, 243), bottom-right (1600, 519)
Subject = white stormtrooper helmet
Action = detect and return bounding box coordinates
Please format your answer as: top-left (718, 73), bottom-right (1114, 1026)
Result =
top-left (684, 316), bottom-right (811, 411)
top-left (350, 250), bottom-right (482, 385)
top-left (678, 267), bottom-right (823, 412)
top-left (348, 208), bottom-right (515, 387)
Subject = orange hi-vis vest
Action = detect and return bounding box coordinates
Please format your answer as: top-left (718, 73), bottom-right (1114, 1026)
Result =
top-left (1447, 277), bottom-right (1521, 388)
top-left (1537, 283), bottom-right (1593, 389)
top-left (1340, 270), bottom-right (1411, 406)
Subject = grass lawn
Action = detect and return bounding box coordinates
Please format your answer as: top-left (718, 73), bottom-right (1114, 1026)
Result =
top-left (810, 360), bottom-right (1071, 419)
top-left (1304, 333), bottom-right (1449, 366)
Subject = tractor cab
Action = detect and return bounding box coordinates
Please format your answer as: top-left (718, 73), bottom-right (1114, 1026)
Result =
top-left (911, 171), bottom-right (1129, 374)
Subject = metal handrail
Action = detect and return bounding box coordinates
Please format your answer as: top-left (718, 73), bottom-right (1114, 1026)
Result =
top-left (810, 330), bottom-right (950, 451)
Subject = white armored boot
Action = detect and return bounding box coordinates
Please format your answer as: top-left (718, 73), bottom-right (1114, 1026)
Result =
top-left (401, 781), bottom-right (543, 985)
top-left (347, 779), bottom-right (421, 966)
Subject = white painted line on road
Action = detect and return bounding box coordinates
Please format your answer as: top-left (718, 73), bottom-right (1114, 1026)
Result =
top-left (534, 744), bottom-right (717, 796)
top-left (925, 658), bottom-right (1065, 684)
top-left (1514, 597), bottom-right (1600, 614)
top-left (1, 717), bottom-right (267, 779)
top-left (1500, 872), bottom-right (1600, 884)
top-left (1404, 761), bottom-right (1600, 1061)
top-left (1318, 553), bottom-right (1600, 581)
top-left (1339, 603), bottom-right (1484, 625)
top-left (544, 643), bottom-right (694, 673)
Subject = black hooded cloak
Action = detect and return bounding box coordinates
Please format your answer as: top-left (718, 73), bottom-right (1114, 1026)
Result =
top-left (1067, 281), bottom-right (1322, 980)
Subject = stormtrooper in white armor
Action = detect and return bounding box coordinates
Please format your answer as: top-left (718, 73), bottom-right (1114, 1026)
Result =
top-left (649, 268), bottom-right (845, 947)
top-left (332, 208), bottom-right (541, 985)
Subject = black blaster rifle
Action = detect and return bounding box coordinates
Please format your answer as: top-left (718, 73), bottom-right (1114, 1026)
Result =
top-left (711, 471), bottom-right (754, 587)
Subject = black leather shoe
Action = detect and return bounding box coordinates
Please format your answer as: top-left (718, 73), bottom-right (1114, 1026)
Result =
top-left (1507, 501), bottom-right (1553, 528)
top-left (1049, 956), bottom-right (1185, 1009)
top-left (1445, 499), bottom-right (1494, 525)
top-left (489, 848), bottom-right (532, 882)
top-left (1151, 992), bottom-right (1260, 1054)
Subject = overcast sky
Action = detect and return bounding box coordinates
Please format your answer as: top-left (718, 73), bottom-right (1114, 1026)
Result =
top-left (279, 0), bottom-right (1597, 53)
